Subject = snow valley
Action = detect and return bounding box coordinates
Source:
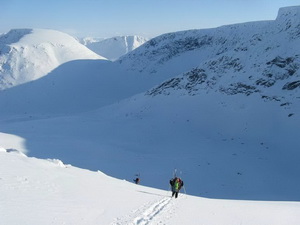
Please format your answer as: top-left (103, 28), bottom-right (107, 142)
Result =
top-left (0, 5), bottom-right (300, 225)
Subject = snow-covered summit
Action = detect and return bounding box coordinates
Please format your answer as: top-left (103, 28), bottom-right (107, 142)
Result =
top-left (79, 36), bottom-right (105, 45)
top-left (118, 6), bottom-right (300, 76)
top-left (276, 6), bottom-right (300, 27)
top-left (118, 6), bottom-right (300, 110)
top-left (0, 28), bottom-right (106, 90)
top-left (82, 35), bottom-right (148, 61)
top-left (0, 29), bottom-right (33, 45)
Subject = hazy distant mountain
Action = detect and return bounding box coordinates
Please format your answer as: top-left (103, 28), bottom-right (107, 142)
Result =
top-left (0, 6), bottom-right (300, 200)
top-left (81, 35), bottom-right (148, 61)
top-left (0, 29), bottom-right (105, 90)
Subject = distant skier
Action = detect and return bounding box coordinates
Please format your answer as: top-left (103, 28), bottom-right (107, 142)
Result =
top-left (169, 177), bottom-right (184, 198)
top-left (133, 177), bottom-right (140, 184)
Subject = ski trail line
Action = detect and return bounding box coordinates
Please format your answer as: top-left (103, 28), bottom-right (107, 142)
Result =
top-left (133, 197), bottom-right (171, 225)
top-left (111, 196), bottom-right (174, 225)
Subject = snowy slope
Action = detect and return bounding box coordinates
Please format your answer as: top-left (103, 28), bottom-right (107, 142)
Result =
top-left (2, 84), bottom-right (298, 200)
top-left (0, 58), bottom-right (160, 116)
top-left (118, 6), bottom-right (300, 98)
top-left (81, 35), bottom-right (148, 61)
top-left (1, 148), bottom-right (299, 225)
top-left (0, 29), bottom-right (106, 90)
top-left (0, 6), bottom-right (300, 203)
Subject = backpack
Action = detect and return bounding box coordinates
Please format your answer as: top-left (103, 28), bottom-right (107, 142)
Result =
top-left (170, 179), bottom-right (174, 186)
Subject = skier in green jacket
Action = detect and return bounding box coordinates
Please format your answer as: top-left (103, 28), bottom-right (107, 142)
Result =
top-left (169, 177), bottom-right (184, 198)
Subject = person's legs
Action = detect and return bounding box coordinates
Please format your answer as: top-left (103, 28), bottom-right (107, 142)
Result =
top-left (175, 192), bottom-right (178, 198)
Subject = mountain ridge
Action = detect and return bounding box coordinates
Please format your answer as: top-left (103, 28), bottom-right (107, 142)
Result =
top-left (81, 35), bottom-right (148, 61)
top-left (0, 28), bottom-right (105, 90)
top-left (119, 6), bottom-right (300, 115)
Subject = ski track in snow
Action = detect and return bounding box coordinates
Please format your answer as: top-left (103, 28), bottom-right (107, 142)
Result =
top-left (111, 196), bottom-right (176, 225)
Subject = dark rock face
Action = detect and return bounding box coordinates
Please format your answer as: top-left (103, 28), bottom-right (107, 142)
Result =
top-left (283, 80), bottom-right (300, 90)
top-left (147, 68), bottom-right (207, 96)
top-left (219, 83), bottom-right (260, 96)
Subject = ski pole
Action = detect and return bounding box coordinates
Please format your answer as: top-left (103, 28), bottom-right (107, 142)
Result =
top-left (183, 185), bottom-right (187, 195)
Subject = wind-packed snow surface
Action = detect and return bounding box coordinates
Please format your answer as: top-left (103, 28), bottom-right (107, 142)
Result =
top-left (0, 148), bottom-right (299, 225)
top-left (0, 6), bottom-right (300, 224)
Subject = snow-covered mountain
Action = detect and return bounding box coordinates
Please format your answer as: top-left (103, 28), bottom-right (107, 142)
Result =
top-left (79, 36), bottom-right (105, 45)
top-left (0, 5), bottom-right (300, 207)
top-left (119, 7), bottom-right (300, 109)
top-left (81, 35), bottom-right (148, 61)
top-left (0, 29), bottom-right (106, 90)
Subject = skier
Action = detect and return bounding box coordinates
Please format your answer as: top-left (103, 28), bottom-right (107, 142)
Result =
top-left (169, 177), bottom-right (184, 198)
top-left (133, 177), bottom-right (140, 184)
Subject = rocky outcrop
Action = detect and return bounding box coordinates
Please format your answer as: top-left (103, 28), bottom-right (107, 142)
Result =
top-left (142, 6), bottom-right (300, 114)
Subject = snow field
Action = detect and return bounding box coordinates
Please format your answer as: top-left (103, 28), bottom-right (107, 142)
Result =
top-left (1, 149), bottom-right (300, 225)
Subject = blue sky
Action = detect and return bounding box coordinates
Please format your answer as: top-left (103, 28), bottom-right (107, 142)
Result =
top-left (1, 0), bottom-right (300, 38)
